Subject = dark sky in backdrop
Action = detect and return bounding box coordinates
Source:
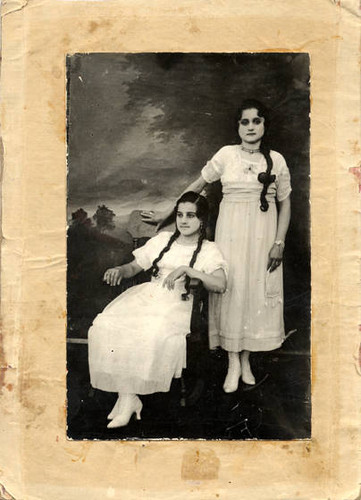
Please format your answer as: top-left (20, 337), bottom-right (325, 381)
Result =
top-left (67, 53), bottom-right (310, 219)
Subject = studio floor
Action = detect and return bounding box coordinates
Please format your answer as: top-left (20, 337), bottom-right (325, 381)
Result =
top-left (67, 329), bottom-right (311, 441)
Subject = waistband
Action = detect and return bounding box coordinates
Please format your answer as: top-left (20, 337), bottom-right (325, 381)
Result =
top-left (222, 184), bottom-right (276, 203)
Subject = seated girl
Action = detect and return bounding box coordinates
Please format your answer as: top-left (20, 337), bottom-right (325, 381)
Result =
top-left (88, 191), bottom-right (227, 429)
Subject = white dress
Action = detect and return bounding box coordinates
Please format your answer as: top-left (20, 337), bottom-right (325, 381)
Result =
top-left (201, 145), bottom-right (292, 353)
top-left (88, 231), bottom-right (227, 395)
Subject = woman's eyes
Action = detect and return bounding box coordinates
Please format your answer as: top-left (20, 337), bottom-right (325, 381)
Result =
top-left (240, 118), bottom-right (262, 125)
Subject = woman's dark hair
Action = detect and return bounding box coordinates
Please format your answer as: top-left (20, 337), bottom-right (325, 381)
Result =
top-left (237, 99), bottom-right (275, 212)
top-left (151, 191), bottom-right (209, 300)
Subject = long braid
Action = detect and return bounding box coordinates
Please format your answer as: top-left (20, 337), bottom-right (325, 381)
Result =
top-left (181, 224), bottom-right (207, 301)
top-left (151, 229), bottom-right (180, 278)
top-left (257, 143), bottom-right (275, 212)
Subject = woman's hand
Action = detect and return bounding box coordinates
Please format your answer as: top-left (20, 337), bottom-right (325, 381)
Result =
top-left (103, 267), bottom-right (123, 286)
top-left (141, 209), bottom-right (168, 226)
top-left (162, 266), bottom-right (189, 290)
top-left (267, 243), bottom-right (284, 273)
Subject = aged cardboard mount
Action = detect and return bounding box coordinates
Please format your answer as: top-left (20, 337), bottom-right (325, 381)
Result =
top-left (0, 0), bottom-right (360, 498)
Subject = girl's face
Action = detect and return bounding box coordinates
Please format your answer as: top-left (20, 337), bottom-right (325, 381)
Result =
top-left (238, 108), bottom-right (265, 145)
top-left (176, 202), bottom-right (201, 237)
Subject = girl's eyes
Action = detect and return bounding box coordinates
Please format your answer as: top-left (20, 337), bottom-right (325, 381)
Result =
top-left (177, 213), bottom-right (196, 218)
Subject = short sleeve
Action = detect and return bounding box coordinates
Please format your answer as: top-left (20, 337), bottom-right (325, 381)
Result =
top-left (275, 155), bottom-right (292, 202)
top-left (201, 147), bottom-right (226, 183)
top-left (198, 242), bottom-right (228, 277)
top-left (132, 232), bottom-right (171, 270)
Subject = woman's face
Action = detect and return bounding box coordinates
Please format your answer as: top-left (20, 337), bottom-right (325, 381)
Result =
top-left (176, 202), bottom-right (201, 237)
top-left (238, 108), bottom-right (265, 145)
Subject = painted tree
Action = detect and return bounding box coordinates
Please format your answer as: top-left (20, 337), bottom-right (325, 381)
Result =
top-left (93, 205), bottom-right (116, 233)
top-left (71, 208), bottom-right (92, 228)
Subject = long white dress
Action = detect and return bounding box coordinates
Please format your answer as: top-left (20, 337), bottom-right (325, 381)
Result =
top-left (88, 231), bottom-right (227, 395)
top-left (201, 145), bottom-right (292, 353)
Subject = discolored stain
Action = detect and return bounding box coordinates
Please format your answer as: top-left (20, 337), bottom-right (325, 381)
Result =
top-left (89, 19), bottom-right (112, 33)
top-left (349, 165), bottom-right (361, 193)
top-left (89, 21), bottom-right (98, 33)
top-left (62, 34), bottom-right (71, 46)
top-left (188, 18), bottom-right (201, 34)
top-left (349, 139), bottom-right (361, 155)
top-left (303, 444), bottom-right (311, 456)
top-left (181, 449), bottom-right (220, 480)
top-left (58, 310), bottom-right (66, 319)
top-left (6, 383), bottom-right (13, 392)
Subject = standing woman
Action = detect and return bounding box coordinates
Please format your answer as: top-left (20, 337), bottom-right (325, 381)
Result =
top-left (142, 99), bottom-right (291, 392)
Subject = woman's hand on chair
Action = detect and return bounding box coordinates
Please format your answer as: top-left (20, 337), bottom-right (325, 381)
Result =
top-left (267, 244), bottom-right (284, 273)
top-left (162, 266), bottom-right (188, 290)
top-left (103, 267), bottom-right (123, 286)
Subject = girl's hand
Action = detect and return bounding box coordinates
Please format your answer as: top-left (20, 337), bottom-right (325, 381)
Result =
top-left (103, 267), bottom-right (123, 286)
top-left (162, 266), bottom-right (188, 290)
top-left (141, 210), bottom-right (167, 225)
top-left (267, 243), bottom-right (284, 273)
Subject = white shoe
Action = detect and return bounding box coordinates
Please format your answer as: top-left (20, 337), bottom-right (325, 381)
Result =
top-left (107, 397), bottom-right (121, 420)
top-left (107, 395), bottom-right (142, 429)
top-left (223, 363), bottom-right (242, 393)
top-left (241, 362), bottom-right (256, 385)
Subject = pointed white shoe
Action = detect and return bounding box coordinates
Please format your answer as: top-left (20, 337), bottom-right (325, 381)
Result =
top-left (107, 395), bottom-right (142, 429)
top-left (107, 397), bottom-right (122, 420)
top-left (223, 362), bottom-right (242, 393)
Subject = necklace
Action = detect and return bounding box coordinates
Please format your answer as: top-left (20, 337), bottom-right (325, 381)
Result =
top-left (240, 145), bottom-right (261, 154)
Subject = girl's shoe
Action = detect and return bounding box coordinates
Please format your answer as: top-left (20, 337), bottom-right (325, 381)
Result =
top-left (107, 395), bottom-right (142, 429)
top-left (107, 396), bottom-right (121, 420)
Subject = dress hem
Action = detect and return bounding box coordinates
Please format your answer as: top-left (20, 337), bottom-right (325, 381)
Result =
top-left (209, 331), bottom-right (285, 353)
top-left (90, 374), bottom-right (182, 395)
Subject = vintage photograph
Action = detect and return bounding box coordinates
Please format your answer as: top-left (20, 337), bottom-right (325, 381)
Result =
top-left (66, 52), bottom-right (310, 440)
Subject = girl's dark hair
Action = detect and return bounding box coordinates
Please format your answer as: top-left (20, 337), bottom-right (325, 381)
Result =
top-left (151, 191), bottom-right (209, 300)
top-left (237, 99), bottom-right (275, 212)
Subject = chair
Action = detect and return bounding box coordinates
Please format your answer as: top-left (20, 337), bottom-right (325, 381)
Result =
top-left (180, 277), bottom-right (209, 406)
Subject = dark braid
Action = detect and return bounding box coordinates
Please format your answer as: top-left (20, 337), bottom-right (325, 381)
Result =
top-left (181, 224), bottom-right (207, 301)
top-left (257, 144), bottom-right (275, 212)
top-left (151, 229), bottom-right (180, 278)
